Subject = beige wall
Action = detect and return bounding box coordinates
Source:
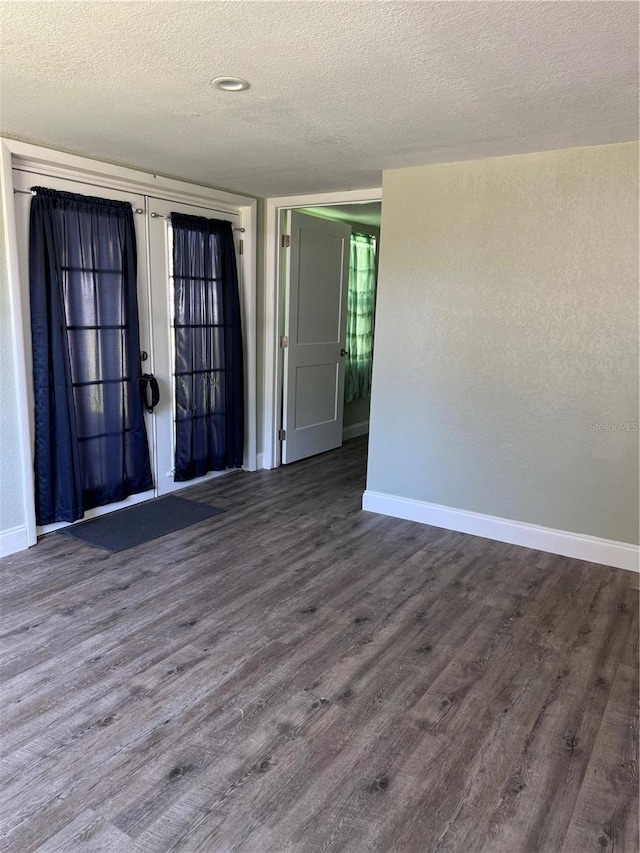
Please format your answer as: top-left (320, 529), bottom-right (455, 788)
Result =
top-left (367, 143), bottom-right (639, 545)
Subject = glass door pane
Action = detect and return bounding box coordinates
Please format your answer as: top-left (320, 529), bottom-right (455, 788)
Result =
top-left (147, 197), bottom-right (243, 496)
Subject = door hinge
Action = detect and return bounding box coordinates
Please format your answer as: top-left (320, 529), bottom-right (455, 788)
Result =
top-left (280, 335), bottom-right (288, 348)
top-left (281, 234), bottom-right (291, 248)
top-left (239, 238), bottom-right (244, 255)
top-left (278, 428), bottom-right (287, 441)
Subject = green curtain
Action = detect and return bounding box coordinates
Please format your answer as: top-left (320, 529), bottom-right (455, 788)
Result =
top-left (345, 233), bottom-right (377, 403)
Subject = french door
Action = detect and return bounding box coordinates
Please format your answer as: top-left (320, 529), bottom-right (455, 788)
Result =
top-left (13, 170), bottom-right (156, 533)
top-left (147, 196), bottom-right (243, 495)
top-left (13, 170), bottom-right (243, 531)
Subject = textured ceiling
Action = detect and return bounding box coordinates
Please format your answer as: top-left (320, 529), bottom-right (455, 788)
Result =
top-left (0, 1), bottom-right (637, 198)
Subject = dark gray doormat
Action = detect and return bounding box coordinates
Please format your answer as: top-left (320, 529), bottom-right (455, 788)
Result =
top-left (57, 495), bottom-right (225, 553)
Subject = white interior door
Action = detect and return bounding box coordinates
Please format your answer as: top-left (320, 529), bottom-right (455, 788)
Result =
top-left (282, 211), bottom-right (350, 464)
top-left (12, 169), bottom-right (155, 533)
top-left (147, 196), bottom-right (243, 495)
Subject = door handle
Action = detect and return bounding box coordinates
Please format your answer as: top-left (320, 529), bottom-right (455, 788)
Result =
top-left (340, 348), bottom-right (349, 357)
top-left (139, 374), bottom-right (160, 414)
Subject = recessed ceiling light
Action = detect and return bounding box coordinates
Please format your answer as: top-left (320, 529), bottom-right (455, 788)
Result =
top-left (211, 76), bottom-right (250, 92)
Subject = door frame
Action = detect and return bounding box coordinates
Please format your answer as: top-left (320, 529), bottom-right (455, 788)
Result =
top-left (263, 188), bottom-right (382, 470)
top-left (0, 137), bottom-right (258, 549)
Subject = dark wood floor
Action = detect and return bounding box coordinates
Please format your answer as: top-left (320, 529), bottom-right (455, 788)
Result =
top-left (1, 437), bottom-right (638, 853)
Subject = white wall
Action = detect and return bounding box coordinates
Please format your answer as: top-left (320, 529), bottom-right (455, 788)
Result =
top-left (0, 207), bottom-right (26, 535)
top-left (367, 143), bottom-right (639, 549)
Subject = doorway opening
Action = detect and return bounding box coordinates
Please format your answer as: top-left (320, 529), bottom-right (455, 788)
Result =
top-left (298, 205), bottom-right (379, 447)
top-left (263, 191), bottom-right (381, 470)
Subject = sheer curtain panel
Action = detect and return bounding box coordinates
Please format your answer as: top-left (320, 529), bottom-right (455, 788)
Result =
top-left (345, 233), bottom-right (377, 403)
top-left (171, 213), bottom-right (244, 481)
top-left (29, 187), bottom-right (152, 524)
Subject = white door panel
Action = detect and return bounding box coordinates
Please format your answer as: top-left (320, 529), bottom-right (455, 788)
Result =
top-left (296, 232), bottom-right (345, 343)
top-left (282, 211), bottom-right (350, 464)
top-left (294, 363), bottom-right (339, 428)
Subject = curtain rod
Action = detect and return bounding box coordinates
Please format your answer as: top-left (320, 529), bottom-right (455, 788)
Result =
top-left (13, 189), bottom-right (246, 232)
top-left (150, 211), bottom-right (245, 232)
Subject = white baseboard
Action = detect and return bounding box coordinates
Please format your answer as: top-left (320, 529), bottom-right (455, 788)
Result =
top-left (343, 420), bottom-right (369, 442)
top-left (256, 452), bottom-right (265, 470)
top-left (361, 491), bottom-right (639, 573)
top-left (0, 525), bottom-right (30, 558)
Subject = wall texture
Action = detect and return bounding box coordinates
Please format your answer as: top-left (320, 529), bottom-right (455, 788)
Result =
top-left (367, 143), bottom-right (639, 545)
top-left (0, 206), bottom-right (26, 532)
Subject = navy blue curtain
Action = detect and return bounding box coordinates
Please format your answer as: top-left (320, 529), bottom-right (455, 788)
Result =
top-left (172, 213), bottom-right (244, 480)
top-left (29, 187), bottom-right (152, 524)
